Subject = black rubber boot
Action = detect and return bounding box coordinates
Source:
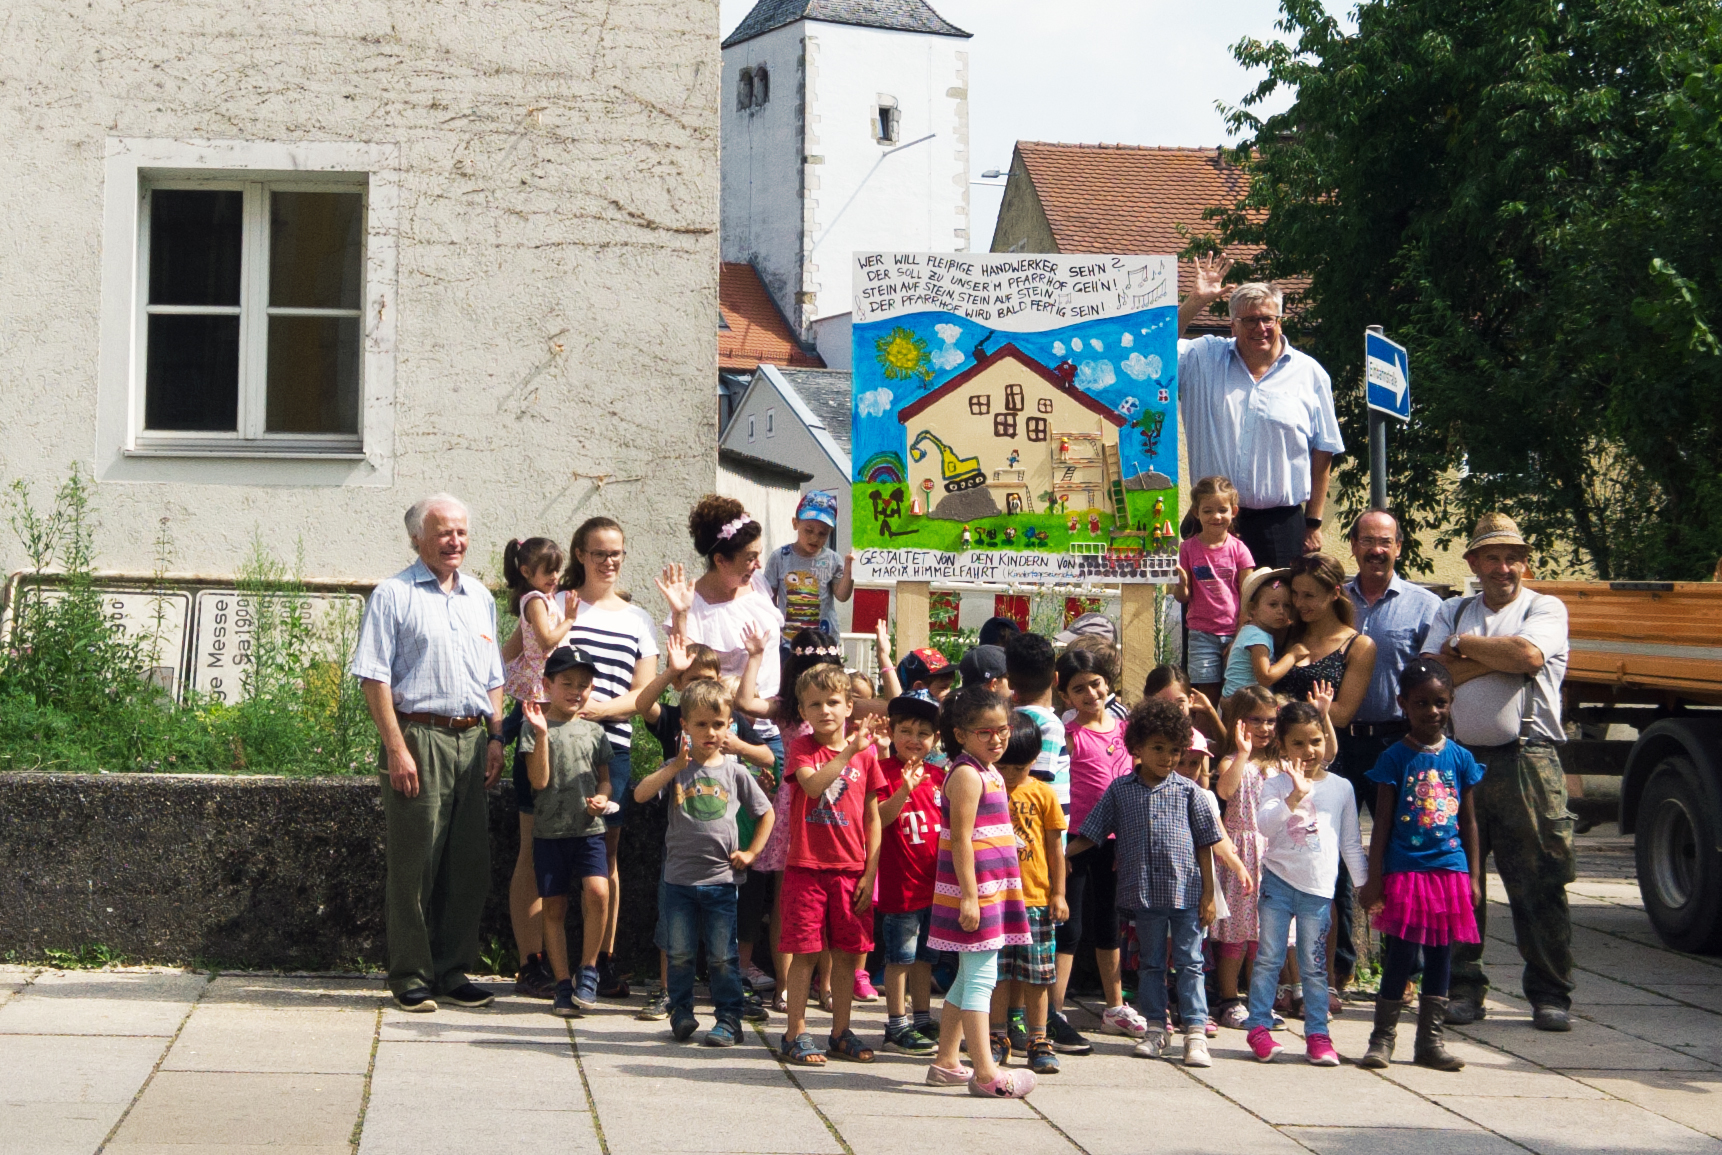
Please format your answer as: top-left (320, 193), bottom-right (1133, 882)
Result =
top-left (1414, 995), bottom-right (1465, 1071)
top-left (1358, 997), bottom-right (1403, 1069)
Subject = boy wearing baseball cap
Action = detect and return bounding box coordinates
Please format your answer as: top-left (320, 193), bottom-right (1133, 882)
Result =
top-left (521, 646), bottom-right (617, 1017)
top-left (762, 490), bottom-right (855, 635)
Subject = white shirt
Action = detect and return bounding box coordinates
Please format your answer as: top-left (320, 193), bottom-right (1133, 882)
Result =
top-left (1427, 587), bottom-right (1569, 747)
top-left (1257, 771), bottom-right (1367, 898)
top-left (559, 596), bottom-right (660, 751)
top-left (1177, 335), bottom-right (1345, 509)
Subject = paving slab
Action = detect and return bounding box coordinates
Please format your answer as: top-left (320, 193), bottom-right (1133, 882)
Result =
top-left (201, 975), bottom-right (382, 1010)
top-left (828, 1113), bottom-right (1072, 1155)
top-left (1183, 1040), bottom-right (1470, 1128)
top-left (377, 996), bottom-right (577, 1046)
top-left (1454, 1013), bottom-right (1717, 1072)
top-left (359, 1106), bottom-right (598, 1155)
top-left (163, 1004), bottom-right (377, 1074)
top-left (0, 1102), bottom-right (129, 1155)
top-left (0, 971), bottom-right (206, 1037)
top-left (1373, 1034), bottom-right (1607, 1099)
top-left (364, 1039), bottom-right (586, 1111)
top-left (1434, 1093), bottom-right (1722, 1155)
top-left (1282, 1126), bottom-right (1527, 1155)
top-left (1658, 986), bottom-right (1722, 1013)
top-left (107, 1071), bottom-right (364, 1149)
top-left (1032, 1074), bottom-right (1308, 1154)
top-left (1573, 1003), bottom-right (1722, 1055)
top-left (0, 1033), bottom-right (168, 1103)
top-left (1566, 1071), bottom-right (1722, 1140)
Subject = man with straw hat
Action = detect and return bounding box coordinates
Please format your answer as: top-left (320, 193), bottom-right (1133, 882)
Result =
top-left (1423, 513), bottom-right (1574, 1032)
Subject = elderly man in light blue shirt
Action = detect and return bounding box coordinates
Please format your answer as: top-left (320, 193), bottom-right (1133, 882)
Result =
top-left (350, 493), bottom-right (506, 1013)
top-left (1177, 254), bottom-right (1344, 567)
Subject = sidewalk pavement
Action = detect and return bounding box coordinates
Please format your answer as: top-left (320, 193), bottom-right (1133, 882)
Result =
top-left (3, 830), bottom-right (1719, 1155)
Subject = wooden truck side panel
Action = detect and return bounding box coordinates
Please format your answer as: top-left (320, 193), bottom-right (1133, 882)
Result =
top-left (1532, 582), bottom-right (1722, 704)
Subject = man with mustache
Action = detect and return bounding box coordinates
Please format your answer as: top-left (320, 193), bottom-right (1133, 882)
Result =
top-left (1331, 509), bottom-right (1442, 992)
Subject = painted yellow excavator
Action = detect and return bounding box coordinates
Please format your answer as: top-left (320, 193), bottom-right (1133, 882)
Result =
top-left (909, 431), bottom-right (987, 493)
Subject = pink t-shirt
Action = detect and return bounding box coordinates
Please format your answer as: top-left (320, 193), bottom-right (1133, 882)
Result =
top-left (1178, 533), bottom-right (1255, 635)
top-left (1067, 717), bottom-right (1133, 834)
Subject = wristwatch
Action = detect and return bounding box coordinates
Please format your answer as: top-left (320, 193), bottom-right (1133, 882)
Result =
top-left (1448, 634), bottom-right (1465, 656)
top-left (1304, 515), bottom-right (1324, 528)
top-left (487, 731), bottom-right (505, 745)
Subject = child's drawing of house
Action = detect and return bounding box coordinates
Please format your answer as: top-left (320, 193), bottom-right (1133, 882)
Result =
top-left (896, 344), bottom-right (1126, 522)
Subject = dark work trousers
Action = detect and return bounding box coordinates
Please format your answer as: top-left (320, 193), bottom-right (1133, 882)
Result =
top-left (1331, 724), bottom-right (1405, 983)
top-left (1451, 740), bottom-right (1576, 1011)
top-left (1235, 505), bottom-right (1308, 569)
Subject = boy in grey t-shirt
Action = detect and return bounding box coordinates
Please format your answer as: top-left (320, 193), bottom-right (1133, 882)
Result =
top-left (521, 646), bottom-right (614, 1018)
top-left (761, 490), bottom-right (854, 635)
top-left (632, 678), bottom-right (774, 1047)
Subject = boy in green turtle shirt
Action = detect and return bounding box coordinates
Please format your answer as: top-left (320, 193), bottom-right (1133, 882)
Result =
top-left (633, 677), bottom-right (775, 1047)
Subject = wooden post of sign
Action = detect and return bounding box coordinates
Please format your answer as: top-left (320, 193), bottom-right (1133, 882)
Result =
top-left (1120, 582), bottom-right (1157, 702)
top-left (895, 581), bottom-right (932, 660)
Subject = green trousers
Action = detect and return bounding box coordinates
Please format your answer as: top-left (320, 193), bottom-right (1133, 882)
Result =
top-left (1451, 740), bottom-right (1576, 1010)
top-left (380, 723), bottom-right (491, 997)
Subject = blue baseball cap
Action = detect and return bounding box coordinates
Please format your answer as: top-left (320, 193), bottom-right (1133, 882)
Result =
top-left (796, 490), bottom-right (839, 528)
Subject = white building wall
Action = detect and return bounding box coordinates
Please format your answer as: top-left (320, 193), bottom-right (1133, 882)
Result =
top-left (720, 22), bottom-right (809, 332)
top-left (0, 0), bottom-right (718, 586)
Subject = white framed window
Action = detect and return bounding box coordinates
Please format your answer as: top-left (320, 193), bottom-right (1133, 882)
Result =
top-left (138, 179), bottom-right (366, 449)
top-left (875, 96), bottom-right (900, 145)
top-left (98, 138), bottom-right (399, 486)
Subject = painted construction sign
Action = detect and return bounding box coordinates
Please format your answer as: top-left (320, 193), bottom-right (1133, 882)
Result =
top-left (850, 252), bottom-right (1180, 584)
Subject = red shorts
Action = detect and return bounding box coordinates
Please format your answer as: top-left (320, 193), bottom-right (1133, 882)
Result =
top-left (778, 867), bottom-right (874, 955)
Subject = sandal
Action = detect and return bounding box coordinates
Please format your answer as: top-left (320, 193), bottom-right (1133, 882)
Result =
top-left (827, 1028), bottom-right (876, 1063)
top-left (779, 1032), bottom-right (827, 1066)
top-left (770, 992), bottom-right (789, 1014)
top-left (817, 989), bottom-right (836, 1014)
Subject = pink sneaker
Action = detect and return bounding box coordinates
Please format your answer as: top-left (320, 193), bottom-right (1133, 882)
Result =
top-left (1101, 1004), bottom-right (1149, 1038)
top-left (968, 1069), bottom-right (1037, 1098)
top-left (925, 1061), bottom-right (972, 1086)
top-left (852, 969), bottom-right (879, 1002)
top-left (1247, 1026), bottom-right (1284, 1063)
top-left (1306, 1033), bottom-right (1340, 1066)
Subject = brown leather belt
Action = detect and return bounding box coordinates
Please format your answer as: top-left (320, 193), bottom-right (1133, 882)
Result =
top-left (397, 712), bottom-right (486, 731)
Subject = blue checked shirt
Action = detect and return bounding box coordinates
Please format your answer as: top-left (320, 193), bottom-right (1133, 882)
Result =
top-left (1346, 573), bottom-right (1442, 724)
top-left (348, 558), bottom-right (505, 717)
top-left (1079, 772), bottom-right (1221, 911)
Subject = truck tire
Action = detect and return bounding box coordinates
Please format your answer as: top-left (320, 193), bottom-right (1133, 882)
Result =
top-left (1635, 754), bottom-right (1722, 954)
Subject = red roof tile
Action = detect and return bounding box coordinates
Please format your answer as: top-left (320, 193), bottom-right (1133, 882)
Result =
top-left (719, 263), bottom-right (824, 371)
top-left (1007, 143), bottom-right (1303, 325)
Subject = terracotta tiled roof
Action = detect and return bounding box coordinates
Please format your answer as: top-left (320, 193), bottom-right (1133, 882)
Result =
top-left (1008, 142), bottom-right (1303, 324)
top-left (719, 263), bottom-right (824, 371)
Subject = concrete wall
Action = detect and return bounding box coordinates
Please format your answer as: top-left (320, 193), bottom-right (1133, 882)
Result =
top-left (989, 148), bottom-right (1058, 254)
top-left (721, 20), bottom-right (969, 339)
top-left (0, 0), bottom-right (720, 587)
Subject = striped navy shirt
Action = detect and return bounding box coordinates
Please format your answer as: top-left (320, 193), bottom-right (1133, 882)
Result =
top-left (559, 597), bottom-right (660, 751)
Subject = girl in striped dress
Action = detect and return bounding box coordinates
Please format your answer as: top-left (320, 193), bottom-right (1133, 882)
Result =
top-left (926, 686), bottom-right (1037, 1099)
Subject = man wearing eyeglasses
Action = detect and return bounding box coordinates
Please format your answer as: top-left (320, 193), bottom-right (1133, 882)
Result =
top-left (1176, 253), bottom-right (1344, 566)
top-left (1330, 509), bottom-right (1442, 990)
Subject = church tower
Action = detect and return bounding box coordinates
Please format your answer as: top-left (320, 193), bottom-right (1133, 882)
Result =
top-left (721, 1), bottom-right (972, 359)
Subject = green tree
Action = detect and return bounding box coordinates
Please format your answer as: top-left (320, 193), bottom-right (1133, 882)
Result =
top-left (1205, 0), bottom-right (1722, 578)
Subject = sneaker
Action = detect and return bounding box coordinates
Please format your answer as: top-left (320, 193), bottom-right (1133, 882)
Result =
top-left (671, 1009), bottom-right (699, 1042)
top-left (393, 987), bottom-right (437, 1013)
top-left (989, 1031), bottom-right (1011, 1066)
top-left (1183, 1032), bottom-right (1212, 1068)
top-left (852, 969), bottom-right (880, 1002)
top-left (741, 992), bottom-right (769, 1022)
top-left (704, 1019), bottom-right (740, 1047)
top-left (1444, 997), bottom-right (1484, 1026)
top-left (1047, 1011), bottom-right (1093, 1055)
top-left (1006, 1011), bottom-right (1029, 1055)
top-left (515, 954), bottom-right (555, 1000)
top-left (636, 990), bottom-right (671, 1021)
top-left (441, 982), bottom-right (494, 1008)
top-left (1328, 987), bottom-right (1344, 1017)
top-left (596, 956), bottom-right (630, 1000)
top-left (1306, 1033), bottom-right (1340, 1066)
top-left (968, 1069), bottom-right (1037, 1098)
top-left (743, 964), bottom-right (775, 993)
top-left (572, 966), bottom-right (600, 1010)
top-left (1217, 1000), bottom-right (1250, 1030)
top-left (1132, 1031), bottom-right (1168, 1059)
top-left (884, 1025), bottom-right (937, 1056)
top-left (552, 979), bottom-right (579, 1019)
top-left (926, 1061), bottom-right (972, 1086)
top-left (1532, 1005), bottom-right (1572, 1032)
top-left (1027, 1039), bottom-right (1060, 1075)
top-left (1247, 1026), bottom-right (1284, 1062)
top-left (1101, 1004), bottom-right (1150, 1039)
top-left (1204, 1018), bottom-right (1218, 1039)
top-left (916, 1017), bottom-right (941, 1042)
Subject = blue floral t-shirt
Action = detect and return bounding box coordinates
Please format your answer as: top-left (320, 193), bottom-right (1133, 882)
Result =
top-left (1366, 739), bottom-right (1485, 875)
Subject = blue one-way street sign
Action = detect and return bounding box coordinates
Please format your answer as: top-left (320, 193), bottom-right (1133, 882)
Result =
top-left (1365, 331), bottom-right (1410, 421)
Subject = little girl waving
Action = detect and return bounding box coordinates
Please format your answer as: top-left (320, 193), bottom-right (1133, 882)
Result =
top-left (1208, 685), bottom-right (1278, 1029)
top-left (1357, 658), bottom-right (1483, 1073)
top-left (926, 686), bottom-right (1036, 1099)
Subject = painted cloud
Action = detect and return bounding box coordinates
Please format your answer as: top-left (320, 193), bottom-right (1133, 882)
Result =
top-left (858, 387), bottom-right (894, 417)
top-left (1075, 359), bottom-right (1116, 389)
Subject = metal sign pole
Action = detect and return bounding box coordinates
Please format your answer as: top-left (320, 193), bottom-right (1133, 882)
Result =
top-left (1366, 324), bottom-right (1387, 509)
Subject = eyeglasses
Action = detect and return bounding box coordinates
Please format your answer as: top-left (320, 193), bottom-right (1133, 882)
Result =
top-left (963, 725), bottom-right (1012, 741)
top-left (1354, 536), bottom-right (1397, 549)
top-left (584, 550), bottom-right (627, 562)
top-left (1235, 314), bottom-right (1281, 329)
top-left (1243, 715), bottom-right (1277, 727)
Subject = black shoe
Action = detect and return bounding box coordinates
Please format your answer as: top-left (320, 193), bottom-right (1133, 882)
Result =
top-left (742, 992), bottom-right (770, 1022)
top-left (441, 982), bottom-right (495, 1008)
top-left (915, 1017), bottom-right (940, 1041)
top-left (1444, 996), bottom-right (1484, 1026)
top-left (596, 954), bottom-right (630, 999)
top-left (394, 987), bottom-right (437, 1013)
top-left (1048, 1011), bottom-right (1093, 1055)
top-left (515, 954), bottom-right (555, 1000)
top-left (671, 1010), bottom-right (699, 1042)
top-left (1006, 1012), bottom-right (1029, 1055)
top-left (1532, 1005), bottom-right (1572, 1032)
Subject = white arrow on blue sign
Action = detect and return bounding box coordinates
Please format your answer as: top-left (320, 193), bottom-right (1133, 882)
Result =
top-left (1365, 331), bottom-right (1410, 421)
